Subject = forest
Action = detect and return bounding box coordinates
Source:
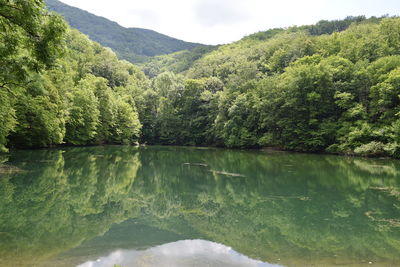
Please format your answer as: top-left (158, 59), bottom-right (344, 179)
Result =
top-left (1, 0), bottom-right (400, 158)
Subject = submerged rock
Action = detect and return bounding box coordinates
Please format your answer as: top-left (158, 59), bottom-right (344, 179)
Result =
top-left (0, 164), bottom-right (25, 175)
top-left (210, 170), bottom-right (246, 177)
top-left (183, 163), bottom-right (208, 167)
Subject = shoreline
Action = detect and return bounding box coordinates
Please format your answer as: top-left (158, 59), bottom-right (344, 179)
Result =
top-left (2, 144), bottom-right (397, 161)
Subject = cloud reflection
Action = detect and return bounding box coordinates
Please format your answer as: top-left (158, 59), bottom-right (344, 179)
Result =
top-left (77, 239), bottom-right (283, 267)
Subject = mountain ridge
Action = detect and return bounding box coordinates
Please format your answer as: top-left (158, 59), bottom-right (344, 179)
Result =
top-left (45, 0), bottom-right (205, 63)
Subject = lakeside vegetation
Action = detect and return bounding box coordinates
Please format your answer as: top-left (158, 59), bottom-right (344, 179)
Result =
top-left (1, 0), bottom-right (400, 158)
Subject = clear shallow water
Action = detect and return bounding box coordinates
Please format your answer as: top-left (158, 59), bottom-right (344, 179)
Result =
top-left (0, 146), bottom-right (399, 267)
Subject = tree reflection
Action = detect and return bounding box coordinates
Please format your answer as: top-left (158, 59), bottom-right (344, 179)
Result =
top-left (131, 147), bottom-right (400, 266)
top-left (0, 147), bottom-right (141, 266)
top-left (0, 146), bottom-right (399, 266)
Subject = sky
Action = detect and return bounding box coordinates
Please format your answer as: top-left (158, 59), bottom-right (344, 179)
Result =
top-left (59, 0), bottom-right (400, 45)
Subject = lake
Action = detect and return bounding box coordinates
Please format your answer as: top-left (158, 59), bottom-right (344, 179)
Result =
top-left (0, 146), bottom-right (399, 267)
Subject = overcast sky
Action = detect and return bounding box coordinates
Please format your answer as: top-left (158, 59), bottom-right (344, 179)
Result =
top-left (59, 0), bottom-right (400, 45)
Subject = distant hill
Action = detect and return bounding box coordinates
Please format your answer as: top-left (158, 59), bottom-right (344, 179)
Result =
top-left (141, 16), bottom-right (382, 77)
top-left (46, 0), bottom-right (204, 63)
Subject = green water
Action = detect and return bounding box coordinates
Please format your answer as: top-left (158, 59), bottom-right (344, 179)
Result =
top-left (0, 146), bottom-right (399, 267)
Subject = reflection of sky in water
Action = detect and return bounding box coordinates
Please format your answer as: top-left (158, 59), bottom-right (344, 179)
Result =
top-left (77, 239), bottom-right (284, 267)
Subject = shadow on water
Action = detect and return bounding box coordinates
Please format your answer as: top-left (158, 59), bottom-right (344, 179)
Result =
top-left (0, 146), bottom-right (399, 266)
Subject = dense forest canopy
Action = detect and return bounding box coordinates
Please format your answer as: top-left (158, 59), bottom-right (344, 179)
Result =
top-left (139, 15), bottom-right (400, 158)
top-left (0, 0), bottom-right (146, 152)
top-left (1, 0), bottom-right (400, 158)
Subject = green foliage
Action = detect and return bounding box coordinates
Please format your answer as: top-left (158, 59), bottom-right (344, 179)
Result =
top-left (138, 73), bottom-right (221, 146)
top-left (59, 35), bottom-right (144, 146)
top-left (0, 19), bottom-right (146, 149)
top-left (0, 91), bottom-right (16, 152)
top-left (137, 16), bottom-right (400, 158)
top-left (110, 95), bottom-right (141, 144)
top-left (10, 93), bottom-right (65, 148)
top-left (2, 7), bottom-right (400, 159)
top-left (142, 45), bottom-right (218, 78)
top-left (0, 0), bottom-right (66, 150)
top-left (353, 141), bottom-right (387, 156)
top-left (307, 16), bottom-right (371, 36)
top-left (0, 0), bottom-right (66, 74)
top-left (65, 76), bottom-right (100, 145)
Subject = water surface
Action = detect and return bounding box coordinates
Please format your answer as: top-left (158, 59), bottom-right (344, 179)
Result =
top-left (0, 146), bottom-right (399, 266)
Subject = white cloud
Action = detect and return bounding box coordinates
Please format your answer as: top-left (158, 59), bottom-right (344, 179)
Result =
top-left (125, 8), bottom-right (161, 28)
top-left (76, 239), bottom-right (282, 267)
top-left (58, 0), bottom-right (400, 45)
top-left (193, 0), bottom-right (250, 27)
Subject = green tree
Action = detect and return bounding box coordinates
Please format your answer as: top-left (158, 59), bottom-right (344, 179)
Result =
top-left (0, 91), bottom-right (16, 152)
top-left (0, 0), bottom-right (66, 86)
top-left (0, 0), bottom-right (66, 151)
top-left (65, 76), bottom-right (100, 145)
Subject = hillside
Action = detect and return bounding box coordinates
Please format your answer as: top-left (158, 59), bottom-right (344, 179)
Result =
top-left (2, 0), bottom-right (400, 159)
top-left (140, 16), bottom-right (381, 77)
top-left (137, 16), bottom-right (400, 158)
top-left (141, 45), bottom-right (218, 78)
top-left (45, 0), bottom-right (204, 63)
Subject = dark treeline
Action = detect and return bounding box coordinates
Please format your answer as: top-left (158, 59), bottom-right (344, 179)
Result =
top-left (1, 0), bottom-right (400, 158)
